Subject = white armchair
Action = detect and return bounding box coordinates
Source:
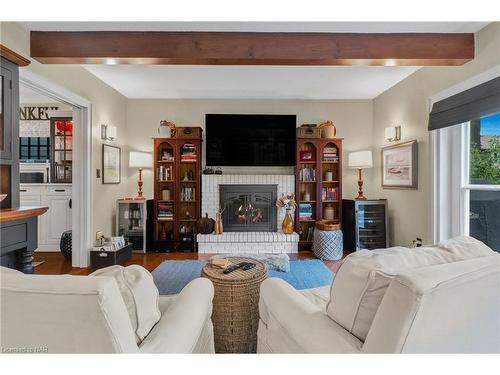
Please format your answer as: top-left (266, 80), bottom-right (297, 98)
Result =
top-left (0, 266), bottom-right (215, 353)
top-left (258, 237), bottom-right (500, 353)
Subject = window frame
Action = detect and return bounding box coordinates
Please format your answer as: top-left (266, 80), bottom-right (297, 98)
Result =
top-left (431, 120), bottom-right (500, 243)
top-left (460, 121), bottom-right (500, 238)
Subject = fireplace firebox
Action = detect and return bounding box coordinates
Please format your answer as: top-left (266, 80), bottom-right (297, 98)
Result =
top-left (220, 185), bottom-right (277, 232)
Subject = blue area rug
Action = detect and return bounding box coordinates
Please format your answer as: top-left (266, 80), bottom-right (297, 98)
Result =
top-left (152, 259), bottom-right (334, 295)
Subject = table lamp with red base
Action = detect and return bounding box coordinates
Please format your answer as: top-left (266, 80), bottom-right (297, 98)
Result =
top-left (129, 151), bottom-right (152, 200)
top-left (348, 150), bottom-right (373, 200)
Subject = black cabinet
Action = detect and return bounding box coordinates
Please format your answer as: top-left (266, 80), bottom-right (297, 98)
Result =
top-left (342, 199), bottom-right (389, 252)
top-left (0, 56), bottom-right (20, 209)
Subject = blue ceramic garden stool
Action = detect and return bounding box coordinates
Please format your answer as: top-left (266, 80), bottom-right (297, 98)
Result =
top-left (313, 226), bottom-right (343, 261)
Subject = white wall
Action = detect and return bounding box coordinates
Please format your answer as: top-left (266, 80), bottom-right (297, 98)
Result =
top-left (126, 99), bottom-right (374, 201)
top-left (372, 22), bottom-right (500, 247)
top-left (1, 22), bottom-right (130, 237)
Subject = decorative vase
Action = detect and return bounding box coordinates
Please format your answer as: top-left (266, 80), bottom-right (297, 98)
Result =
top-left (159, 225), bottom-right (168, 241)
top-left (324, 204), bottom-right (335, 220)
top-left (162, 188), bottom-right (171, 201)
top-left (158, 120), bottom-right (171, 138)
top-left (282, 208), bottom-right (294, 234)
top-left (319, 120), bottom-right (336, 138)
top-left (214, 212), bottom-right (224, 234)
top-left (303, 191), bottom-right (311, 201)
top-left (197, 213), bottom-right (215, 234)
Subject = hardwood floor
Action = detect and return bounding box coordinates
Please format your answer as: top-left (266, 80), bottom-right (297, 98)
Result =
top-left (33, 251), bottom-right (342, 275)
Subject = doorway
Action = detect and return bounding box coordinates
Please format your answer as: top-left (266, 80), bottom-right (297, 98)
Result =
top-left (19, 70), bottom-right (92, 267)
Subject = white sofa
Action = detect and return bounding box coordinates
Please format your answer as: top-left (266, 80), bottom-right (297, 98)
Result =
top-left (0, 266), bottom-right (215, 353)
top-left (258, 236), bottom-right (500, 353)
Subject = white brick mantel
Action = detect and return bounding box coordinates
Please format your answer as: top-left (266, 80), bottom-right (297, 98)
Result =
top-left (199, 174), bottom-right (298, 254)
top-left (197, 232), bottom-right (299, 254)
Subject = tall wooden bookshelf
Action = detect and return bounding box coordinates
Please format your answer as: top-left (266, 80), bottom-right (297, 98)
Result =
top-left (152, 134), bottom-right (202, 251)
top-left (295, 137), bottom-right (343, 251)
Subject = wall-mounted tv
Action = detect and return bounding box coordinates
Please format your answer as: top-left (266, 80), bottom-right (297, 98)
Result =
top-left (206, 114), bottom-right (296, 167)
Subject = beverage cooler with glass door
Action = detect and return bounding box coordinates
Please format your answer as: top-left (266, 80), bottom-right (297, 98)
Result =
top-left (116, 199), bottom-right (147, 252)
top-left (342, 199), bottom-right (389, 252)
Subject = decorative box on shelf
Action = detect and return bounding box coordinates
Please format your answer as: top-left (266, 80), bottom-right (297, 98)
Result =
top-left (175, 127), bottom-right (203, 139)
top-left (297, 126), bottom-right (321, 138)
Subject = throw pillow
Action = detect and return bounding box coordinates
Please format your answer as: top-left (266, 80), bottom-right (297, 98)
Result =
top-left (90, 265), bottom-right (161, 343)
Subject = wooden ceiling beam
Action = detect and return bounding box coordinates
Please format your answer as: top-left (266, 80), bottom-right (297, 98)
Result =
top-left (30, 31), bottom-right (474, 66)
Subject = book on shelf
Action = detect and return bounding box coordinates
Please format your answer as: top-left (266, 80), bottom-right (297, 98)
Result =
top-left (321, 187), bottom-right (339, 201)
top-left (181, 143), bottom-right (197, 161)
top-left (157, 165), bottom-right (173, 181)
top-left (306, 226), bottom-right (315, 242)
top-left (181, 186), bottom-right (196, 201)
top-left (299, 203), bottom-right (313, 219)
top-left (299, 167), bottom-right (316, 182)
top-left (323, 156), bottom-right (339, 161)
top-left (157, 202), bottom-right (174, 218)
top-left (323, 146), bottom-right (339, 161)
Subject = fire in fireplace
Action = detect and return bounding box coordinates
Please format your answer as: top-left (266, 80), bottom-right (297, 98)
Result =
top-left (219, 185), bottom-right (277, 232)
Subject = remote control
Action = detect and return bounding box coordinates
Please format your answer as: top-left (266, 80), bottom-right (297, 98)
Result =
top-left (222, 262), bottom-right (256, 274)
top-left (241, 263), bottom-right (256, 271)
top-left (222, 263), bottom-right (244, 274)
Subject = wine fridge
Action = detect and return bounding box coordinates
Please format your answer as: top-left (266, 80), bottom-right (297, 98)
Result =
top-left (342, 199), bottom-right (389, 252)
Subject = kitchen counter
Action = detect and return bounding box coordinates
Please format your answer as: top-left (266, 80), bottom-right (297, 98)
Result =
top-left (0, 206), bottom-right (48, 223)
top-left (1, 206), bottom-right (48, 273)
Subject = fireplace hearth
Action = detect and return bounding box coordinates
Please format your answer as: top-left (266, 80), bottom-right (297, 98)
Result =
top-left (220, 184), bottom-right (277, 232)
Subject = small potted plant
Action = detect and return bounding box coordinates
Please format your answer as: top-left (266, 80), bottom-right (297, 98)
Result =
top-left (276, 193), bottom-right (296, 234)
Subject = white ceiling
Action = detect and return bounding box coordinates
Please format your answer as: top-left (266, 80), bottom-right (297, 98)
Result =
top-left (20, 22), bottom-right (488, 33)
top-left (82, 65), bottom-right (421, 99)
top-left (19, 22), bottom-right (489, 100)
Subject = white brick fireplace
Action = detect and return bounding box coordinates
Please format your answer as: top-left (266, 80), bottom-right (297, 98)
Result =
top-left (197, 174), bottom-right (299, 253)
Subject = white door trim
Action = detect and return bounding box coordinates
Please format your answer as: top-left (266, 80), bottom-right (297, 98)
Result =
top-left (20, 69), bottom-right (92, 268)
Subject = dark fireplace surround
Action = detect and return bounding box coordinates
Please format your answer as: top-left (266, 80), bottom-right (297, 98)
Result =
top-left (220, 184), bottom-right (277, 232)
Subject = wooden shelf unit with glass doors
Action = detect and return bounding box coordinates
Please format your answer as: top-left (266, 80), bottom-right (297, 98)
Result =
top-left (295, 137), bottom-right (343, 251)
top-left (152, 134), bottom-right (202, 252)
top-left (50, 117), bottom-right (73, 183)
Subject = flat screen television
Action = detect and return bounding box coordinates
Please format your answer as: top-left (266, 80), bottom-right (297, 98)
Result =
top-left (206, 114), bottom-right (296, 166)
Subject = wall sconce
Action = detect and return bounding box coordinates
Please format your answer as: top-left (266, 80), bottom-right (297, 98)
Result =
top-left (101, 124), bottom-right (117, 141)
top-left (385, 126), bottom-right (401, 142)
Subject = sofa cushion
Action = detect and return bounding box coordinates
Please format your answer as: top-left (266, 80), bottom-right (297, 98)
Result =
top-left (299, 286), bottom-right (330, 313)
top-left (90, 265), bottom-right (161, 343)
top-left (327, 236), bottom-right (495, 342)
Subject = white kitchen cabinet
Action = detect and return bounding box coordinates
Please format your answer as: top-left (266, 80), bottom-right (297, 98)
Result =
top-left (20, 184), bottom-right (72, 251)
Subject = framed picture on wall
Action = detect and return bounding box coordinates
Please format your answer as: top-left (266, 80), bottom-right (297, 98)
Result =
top-left (102, 144), bottom-right (121, 184)
top-left (381, 140), bottom-right (418, 189)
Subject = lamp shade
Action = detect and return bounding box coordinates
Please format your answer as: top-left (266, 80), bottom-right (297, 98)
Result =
top-left (129, 151), bottom-right (152, 168)
top-left (348, 150), bottom-right (373, 169)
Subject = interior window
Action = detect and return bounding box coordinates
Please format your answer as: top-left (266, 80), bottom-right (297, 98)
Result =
top-left (19, 136), bottom-right (51, 162)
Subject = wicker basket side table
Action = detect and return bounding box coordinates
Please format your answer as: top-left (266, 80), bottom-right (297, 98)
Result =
top-left (201, 257), bottom-right (267, 353)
